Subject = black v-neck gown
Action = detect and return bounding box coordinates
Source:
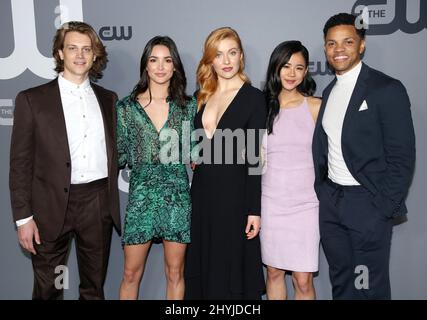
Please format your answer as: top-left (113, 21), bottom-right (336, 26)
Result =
top-left (185, 83), bottom-right (267, 299)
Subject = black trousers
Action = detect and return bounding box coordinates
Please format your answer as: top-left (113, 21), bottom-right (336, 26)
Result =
top-left (319, 179), bottom-right (393, 300)
top-left (31, 178), bottom-right (113, 300)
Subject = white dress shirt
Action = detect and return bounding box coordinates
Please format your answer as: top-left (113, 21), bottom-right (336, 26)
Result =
top-left (16, 74), bottom-right (108, 227)
top-left (322, 61), bottom-right (362, 186)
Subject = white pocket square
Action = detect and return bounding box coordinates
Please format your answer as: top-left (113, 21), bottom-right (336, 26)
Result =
top-left (358, 101), bottom-right (368, 111)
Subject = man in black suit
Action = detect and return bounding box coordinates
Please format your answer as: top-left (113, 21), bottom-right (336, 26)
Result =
top-left (312, 13), bottom-right (415, 299)
top-left (9, 21), bottom-right (121, 299)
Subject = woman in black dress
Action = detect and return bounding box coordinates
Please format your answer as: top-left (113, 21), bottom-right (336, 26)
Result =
top-left (185, 27), bottom-right (266, 299)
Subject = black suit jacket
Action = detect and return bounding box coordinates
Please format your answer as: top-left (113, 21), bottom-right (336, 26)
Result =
top-left (9, 79), bottom-right (121, 241)
top-left (312, 63), bottom-right (415, 219)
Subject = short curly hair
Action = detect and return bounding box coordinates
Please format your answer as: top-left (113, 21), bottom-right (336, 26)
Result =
top-left (323, 13), bottom-right (366, 40)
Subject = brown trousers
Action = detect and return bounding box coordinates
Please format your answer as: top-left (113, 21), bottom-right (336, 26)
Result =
top-left (31, 178), bottom-right (113, 300)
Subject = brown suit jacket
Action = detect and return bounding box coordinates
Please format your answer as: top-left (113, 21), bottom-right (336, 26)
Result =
top-left (9, 79), bottom-right (121, 241)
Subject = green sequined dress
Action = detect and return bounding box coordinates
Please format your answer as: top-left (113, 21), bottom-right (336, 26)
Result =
top-left (116, 95), bottom-right (196, 245)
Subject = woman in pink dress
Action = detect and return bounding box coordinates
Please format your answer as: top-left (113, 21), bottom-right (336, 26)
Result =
top-left (261, 41), bottom-right (321, 300)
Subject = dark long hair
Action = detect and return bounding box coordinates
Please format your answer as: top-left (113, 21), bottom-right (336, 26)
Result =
top-left (131, 36), bottom-right (190, 107)
top-left (263, 40), bottom-right (316, 134)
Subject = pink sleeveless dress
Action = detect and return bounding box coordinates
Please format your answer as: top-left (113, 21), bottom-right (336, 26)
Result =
top-left (260, 98), bottom-right (319, 272)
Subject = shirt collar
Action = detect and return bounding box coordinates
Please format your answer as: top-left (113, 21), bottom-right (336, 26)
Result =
top-left (336, 61), bottom-right (362, 85)
top-left (58, 73), bottom-right (91, 92)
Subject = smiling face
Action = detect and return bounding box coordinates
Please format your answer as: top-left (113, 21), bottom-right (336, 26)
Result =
top-left (212, 38), bottom-right (242, 80)
top-left (280, 51), bottom-right (308, 92)
top-left (58, 31), bottom-right (95, 83)
top-left (146, 44), bottom-right (174, 86)
top-left (324, 24), bottom-right (365, 75)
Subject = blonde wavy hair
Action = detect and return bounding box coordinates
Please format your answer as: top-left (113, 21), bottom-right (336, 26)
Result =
top-left (197, 27), bottom-right (249, 110)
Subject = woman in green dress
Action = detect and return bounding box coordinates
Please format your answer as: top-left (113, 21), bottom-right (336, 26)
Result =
top-left (117, 36), bottom-right (196, 299)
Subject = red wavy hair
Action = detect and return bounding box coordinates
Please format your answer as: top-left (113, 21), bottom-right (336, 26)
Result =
top-left (197, 27), bottom-right (249, 110)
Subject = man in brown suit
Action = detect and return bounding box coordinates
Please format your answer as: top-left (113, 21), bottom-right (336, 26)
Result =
top-left (9, 21), bottom-right (121, 299)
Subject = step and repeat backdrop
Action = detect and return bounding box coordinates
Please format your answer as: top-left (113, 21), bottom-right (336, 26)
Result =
top-left (1, 0), bottom-right (426, 299)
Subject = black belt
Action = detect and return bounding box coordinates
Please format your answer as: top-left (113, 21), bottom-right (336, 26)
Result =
top-left (70, 177), bottom-right (108, 190)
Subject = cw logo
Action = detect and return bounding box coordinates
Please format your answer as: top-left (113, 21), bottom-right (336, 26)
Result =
top-left (352, 0), bottom-right (427, 35)
top-left (309, 61), bottom-right (333, 76)
top-left (0, 0), bottom-right (83, 80)
top-left (99, 26), bottom-right (132, 41)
